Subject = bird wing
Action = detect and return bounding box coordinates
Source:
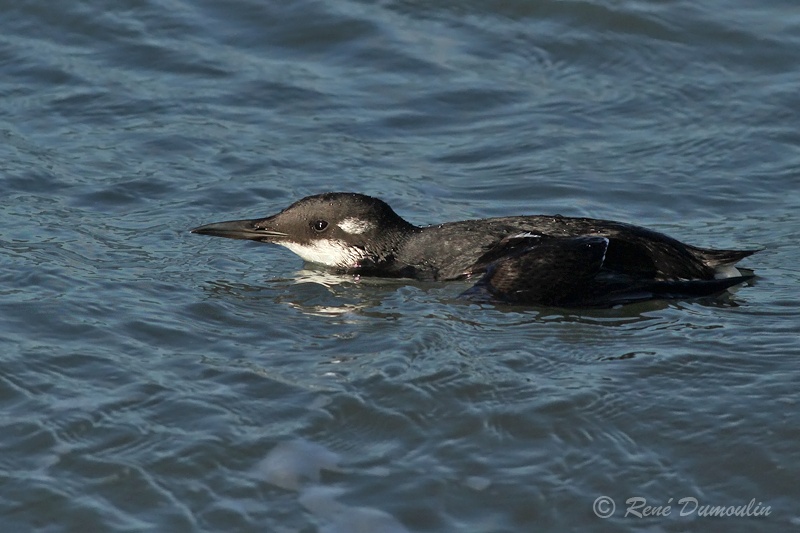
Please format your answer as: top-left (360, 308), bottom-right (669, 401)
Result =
top-left (471, 236), bottom-right (610, 306)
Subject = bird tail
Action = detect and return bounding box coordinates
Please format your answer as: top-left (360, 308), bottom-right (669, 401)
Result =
top-left (691, 246), bottom-right (760, 268)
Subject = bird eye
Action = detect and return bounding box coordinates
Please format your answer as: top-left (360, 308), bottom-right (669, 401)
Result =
top-left (312, 220), bottom-right (329, 232)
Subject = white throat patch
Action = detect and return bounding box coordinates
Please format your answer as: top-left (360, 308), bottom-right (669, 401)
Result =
top-left (280, 240), bottom-right (366, 268)
top-left (337, 217), bottom-right (374, 235)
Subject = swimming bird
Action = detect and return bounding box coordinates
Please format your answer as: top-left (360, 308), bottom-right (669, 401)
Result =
top-left (191, 192), bottom-right (757, 307)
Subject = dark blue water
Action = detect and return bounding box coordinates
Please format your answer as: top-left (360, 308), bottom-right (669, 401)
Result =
top-left (2, 1), bottom-right (799, 531)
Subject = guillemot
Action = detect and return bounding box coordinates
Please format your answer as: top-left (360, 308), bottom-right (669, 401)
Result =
top-left (191, 192), bottom-right (758, 307)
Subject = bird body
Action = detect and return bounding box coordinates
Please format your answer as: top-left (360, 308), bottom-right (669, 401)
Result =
top-left (191, 192), bottom-right (757, 307)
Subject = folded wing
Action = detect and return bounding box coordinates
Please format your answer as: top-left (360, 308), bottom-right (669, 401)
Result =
top-left (471, 236), bottom-right (753, 307)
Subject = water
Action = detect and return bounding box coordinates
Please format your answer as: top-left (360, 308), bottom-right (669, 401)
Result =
top-left (2, 0), bottom-right (799, 531)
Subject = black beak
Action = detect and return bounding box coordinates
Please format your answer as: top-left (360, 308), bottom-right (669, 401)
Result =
top-left (190, 218), bottom-right (288, 242)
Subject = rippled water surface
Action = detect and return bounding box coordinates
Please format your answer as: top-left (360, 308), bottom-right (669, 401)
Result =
top-left (2, 0), bottom-right (800, 531)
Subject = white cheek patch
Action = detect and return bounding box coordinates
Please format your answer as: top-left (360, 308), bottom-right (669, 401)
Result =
top-left (337, 217), bottom-right (373, 235)
top-left (281, 241), bottom-right (366, 268)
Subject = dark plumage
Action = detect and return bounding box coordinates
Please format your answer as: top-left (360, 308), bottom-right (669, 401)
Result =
top-left (191, 192), bottom-right (758, 307)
